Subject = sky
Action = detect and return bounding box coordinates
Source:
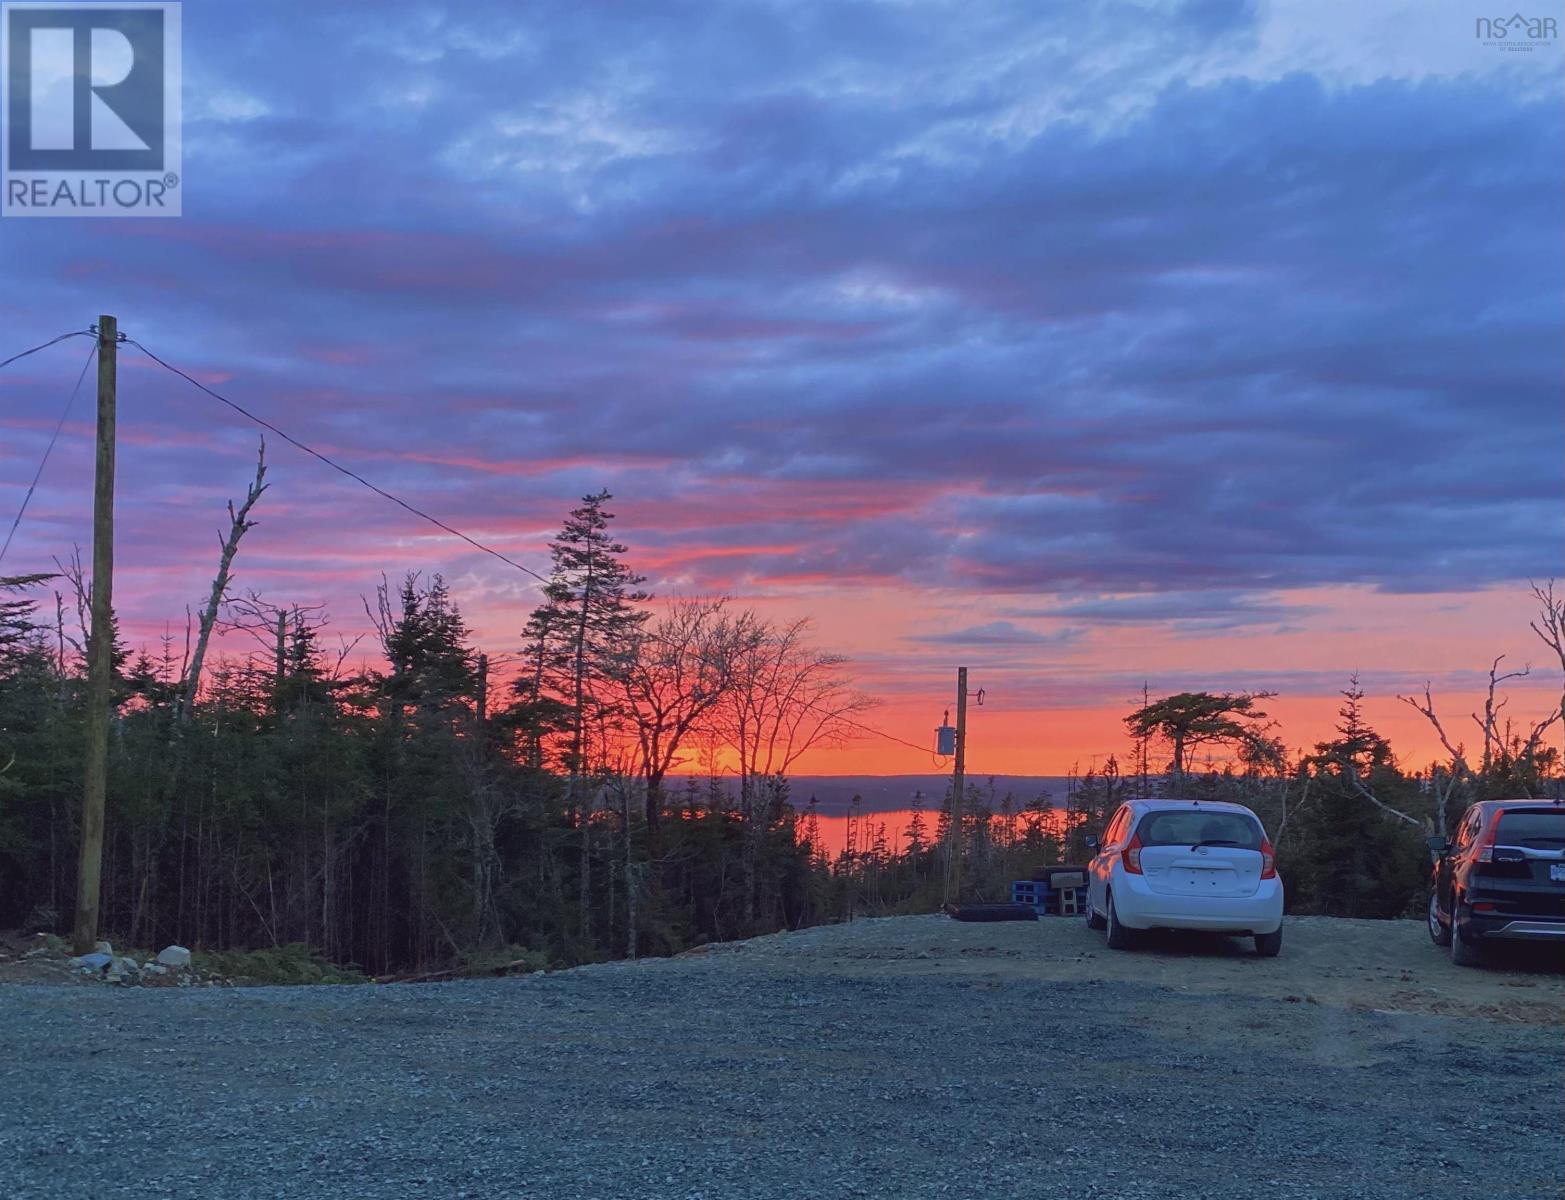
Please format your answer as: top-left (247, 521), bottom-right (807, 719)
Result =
top-left (1, 0), bottom-right (1560, 775)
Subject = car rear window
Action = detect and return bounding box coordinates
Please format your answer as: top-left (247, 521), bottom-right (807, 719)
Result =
top-left (1495, 810), bottom-right (1565, 847)
top-left (1134, 810), bottom-right (1262, 849)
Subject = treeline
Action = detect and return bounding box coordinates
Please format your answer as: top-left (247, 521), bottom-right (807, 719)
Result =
top-left (821, 646), bottom-right (1564, 922)
top-left (0, 489), bottom-right (877, 973)
top-left (1, 471), bottom-right (1561, 970)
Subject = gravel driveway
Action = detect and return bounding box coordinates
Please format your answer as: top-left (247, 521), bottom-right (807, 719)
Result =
top-left (3, 915), bottom-right (1560, 1199)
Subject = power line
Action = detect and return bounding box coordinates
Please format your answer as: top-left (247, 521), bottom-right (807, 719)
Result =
top-left (0, 330), bottom-right (94, 374)
top-left (126, 336), bottom-right (936, 760)
top-left (126, 337), bottom-right (553, 586)
top-left (0, 342), bottom-right (97, 567)
top-left (836, 712), bottom-right (936, 755)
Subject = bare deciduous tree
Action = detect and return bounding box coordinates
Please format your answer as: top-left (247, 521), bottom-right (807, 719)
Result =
top-left (178, 441), bottom-right (267, 720)
top-left (711, 617), bottom-right (875, 924)
top-left (616, 597), bottom-right (762, 829)
top-left (1530, 580), bottom-right (1565, 761)
top-left (1398, 682), bottom-right (1473, 837)
top-left (1470, 654), bottom-right (1528, 774)
top-left (717, 617), bottom-right (876, 789)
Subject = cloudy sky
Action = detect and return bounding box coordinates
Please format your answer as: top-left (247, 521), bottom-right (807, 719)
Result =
top-left (1, 0), bottom-right (1559, 773)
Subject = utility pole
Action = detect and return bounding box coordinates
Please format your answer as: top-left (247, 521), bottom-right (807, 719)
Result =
top-left (73, 315), bottom-right (117, 955)
top-left (949, 665), bottom-right (968, 905)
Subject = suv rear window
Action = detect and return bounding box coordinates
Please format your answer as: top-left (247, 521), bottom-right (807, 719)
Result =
top-left (1135, 810), bottom-right (1262, 850)
top-left (1495, 809), bottom-right (1565, 848)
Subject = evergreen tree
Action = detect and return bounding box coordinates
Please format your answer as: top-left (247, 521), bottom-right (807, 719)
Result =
top-left (514, 492), bottom-right (649, 780)
top-left (1286, 682), bottom-right (1425, 917)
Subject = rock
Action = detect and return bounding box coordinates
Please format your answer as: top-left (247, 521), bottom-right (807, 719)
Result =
top-left (143, 963), bottom-right (168, 976)
top-left (107, 956), bottom-right (140, 981)
top-left (156, 945), bottom-right (192, 969)
top-left (94, 940), bottom-right (113, 956)
top-left (70, 952), bottom-right (112, 973)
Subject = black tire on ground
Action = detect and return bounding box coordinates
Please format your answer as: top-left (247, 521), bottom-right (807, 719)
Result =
top-left (1104, 893), bottom-right (1135, 950)
top-left (1427, 892), bottom-right (1451, 947)
top-left (1253, 928), bottom-right (1282, 957)
top-left (946, 903), bottom-right (1039, 923)
top-left (1085, 897), bottom-right (1106, 930)
top-left (1449, 908), bottom-right (1483, 967)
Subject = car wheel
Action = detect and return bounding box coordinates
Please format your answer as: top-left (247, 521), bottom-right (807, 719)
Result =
top-left (1427, 892), bottom-right (1451, 947)
top-left (1449, 907), bottom-right (1483, 968)
top-left (1253, 927), bottom-right (1282, 957)
top-left (1104, 892), bottom-right (1134, 950)
top-left (1085, 890), bottom-right (1107, 930)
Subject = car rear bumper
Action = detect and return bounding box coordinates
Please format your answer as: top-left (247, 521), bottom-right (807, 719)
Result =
top-left (1460, 914), bottom-right (1565, 942)
top-left (1111, 875), bottom-right (1283, 934)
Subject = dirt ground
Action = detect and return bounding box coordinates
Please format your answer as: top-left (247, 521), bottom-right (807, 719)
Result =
top-left (718, 911), bottom-right (1565, 1025)
top-left (3, 913), bottom-right (1561, 1199)
top-left (5, 913), bottom-right (1560, 1022)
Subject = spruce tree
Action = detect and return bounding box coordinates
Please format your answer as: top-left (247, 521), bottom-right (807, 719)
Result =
top-left (517, 491), bottom-right (649, 781)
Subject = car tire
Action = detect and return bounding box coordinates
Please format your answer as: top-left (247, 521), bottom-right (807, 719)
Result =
top-left (1085, 897), bottom-right (1106, 931)
top-left (1427, 892), bottom-right (1451, 947)
top-left (1253, 927), bottom-right (1282, 957)
top-left (1104, 892), bottom-right (1134, 950)
top-left (1449, 907), bottom-right (1483, 968)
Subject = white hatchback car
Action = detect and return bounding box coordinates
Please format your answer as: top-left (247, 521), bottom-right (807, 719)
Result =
top-left (1084, 799), bottom-right (1284, 957)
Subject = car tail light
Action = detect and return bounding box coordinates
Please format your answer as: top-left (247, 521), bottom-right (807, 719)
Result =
top-left (1475, 818), bottom-right (1498, 863)
top-left (1472, 901), bottom-right (1499, 913)
top-left (1259, 836), bottom-right (1277, 880)
top-left (1122, 832), bottom-right (1144, 874)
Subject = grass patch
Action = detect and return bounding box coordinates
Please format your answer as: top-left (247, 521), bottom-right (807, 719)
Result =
top-left (192, 943), bottom-right (367, 986)
top-left (457, 944), bottom-right (552, 977)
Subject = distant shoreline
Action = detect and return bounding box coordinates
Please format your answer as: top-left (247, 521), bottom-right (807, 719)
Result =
top-left (666, 774), bottom-right (1079, 815)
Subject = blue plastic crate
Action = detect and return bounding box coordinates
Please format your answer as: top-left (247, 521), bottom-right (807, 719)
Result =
top-left (1010, 880), bottom-right (1051, 911)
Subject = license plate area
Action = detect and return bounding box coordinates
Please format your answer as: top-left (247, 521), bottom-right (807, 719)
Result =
top-left (1550, 864), bottom-right (1565, 882)
top-left (1174, 867), bottom-right (1239, 893)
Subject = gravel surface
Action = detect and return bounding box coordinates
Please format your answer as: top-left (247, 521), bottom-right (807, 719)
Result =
top-left (3, 915), bottom-right (1560, 1199)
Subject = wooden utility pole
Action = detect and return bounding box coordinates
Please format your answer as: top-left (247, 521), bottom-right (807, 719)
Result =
top-left (72, 315), bottom-right (117, 954)
top-left (949, 666), bottom-right (968, 904)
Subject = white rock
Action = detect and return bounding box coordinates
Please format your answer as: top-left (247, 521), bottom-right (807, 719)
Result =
top-left (156, 945), bottom-right (192, 969)
top-left (94, 940), bottom-right (113, 956)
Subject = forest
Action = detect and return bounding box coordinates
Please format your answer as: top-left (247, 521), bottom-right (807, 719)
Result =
top-left (2, 474), bottom-right (1562, 977)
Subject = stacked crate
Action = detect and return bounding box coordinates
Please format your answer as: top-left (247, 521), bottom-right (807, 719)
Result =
top-left (1009, 879), bottom-right (1052, 913)
top-left (1011, 869), bottom-right (1088, 915)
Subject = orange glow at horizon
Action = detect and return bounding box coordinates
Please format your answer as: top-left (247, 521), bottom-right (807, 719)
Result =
top-left (109, 554), bottom-right (1559, 781)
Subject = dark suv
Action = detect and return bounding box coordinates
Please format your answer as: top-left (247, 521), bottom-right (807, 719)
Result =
top-left (1427, 799), bottom-right (1565, 966)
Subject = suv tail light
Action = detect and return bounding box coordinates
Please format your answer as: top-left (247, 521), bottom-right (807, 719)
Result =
top-left (1475, 818), bottom-right (1498, 863)
top-left (1122, 832), bottom-right (1144, 874)
top-left (1259, 836), bottom-right (1277, 880)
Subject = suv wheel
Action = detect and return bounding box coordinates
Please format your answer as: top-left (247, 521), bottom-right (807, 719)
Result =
top-left (1427, 892), bottom-right (1451, 947)
top-left (1449, 902), bottom-right (1483, 968)
top-left (1104, 892), bottom-right (1135, 950)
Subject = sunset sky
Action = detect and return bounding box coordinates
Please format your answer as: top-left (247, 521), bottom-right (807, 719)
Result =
top-left (1, 0), bottom-right (1560, 775)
